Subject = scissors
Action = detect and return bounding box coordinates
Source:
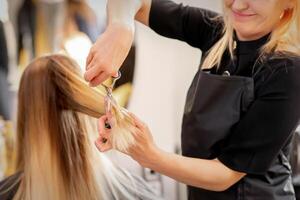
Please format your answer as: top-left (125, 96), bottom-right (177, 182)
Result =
top-left (101, 71), bottom-right (122, 131)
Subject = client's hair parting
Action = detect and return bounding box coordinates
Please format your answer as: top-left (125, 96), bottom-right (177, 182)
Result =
top-left (8, 54), bottom-right (156, 200)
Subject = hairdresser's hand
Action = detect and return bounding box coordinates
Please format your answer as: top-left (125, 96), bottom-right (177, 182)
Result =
top-left (95, 112), bottom-right (160, 167)
top-left (95, 115), bottom-right (113, 152)
top-left (84, 23), bottom-right (134, 87)
top-left (126, 113), bottom-right (161, 168)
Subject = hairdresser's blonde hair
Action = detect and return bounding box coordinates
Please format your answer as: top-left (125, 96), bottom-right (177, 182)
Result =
top-left (202, 0), bottom-right (300, 69)
top-left (9, 54), bottom-right (155, 200)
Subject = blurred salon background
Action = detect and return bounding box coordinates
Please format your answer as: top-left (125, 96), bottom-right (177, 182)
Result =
top-left (0, 0), bottom-right (299, 199)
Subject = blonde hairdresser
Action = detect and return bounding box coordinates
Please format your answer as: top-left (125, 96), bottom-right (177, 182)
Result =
top-left (86, 0), bottom-right (300, 199)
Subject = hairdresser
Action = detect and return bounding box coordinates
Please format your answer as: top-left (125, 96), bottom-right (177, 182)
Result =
top-left (84, 0), bottom-right (300, 199)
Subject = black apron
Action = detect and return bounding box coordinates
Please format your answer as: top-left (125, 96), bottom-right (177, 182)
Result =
top-left (181, 69), bottom-right (295, 200)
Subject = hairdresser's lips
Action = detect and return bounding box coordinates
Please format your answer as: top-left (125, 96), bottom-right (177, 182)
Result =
top-left (231, 10), bottom-right (257, 22)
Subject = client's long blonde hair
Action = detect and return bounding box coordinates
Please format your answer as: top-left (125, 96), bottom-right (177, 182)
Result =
top-left (12, 54), bottom-right (156, 200)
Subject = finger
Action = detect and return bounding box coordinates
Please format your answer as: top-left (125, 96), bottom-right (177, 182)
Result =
top-left (112, 71), bottom-right (119, 78)
top-left (86, 54), bottom-right (99, 71)
top-left (89, 72), bottom-right (109, 87)
top-left (86, 51), bottom-right (94, 70)
top-left (102, 132), bottom-right (112, 143)
top-left (106, 110), bottom-right (113, 119)
top-left (133, 127), bottom-right (146, 141)
top-left (95, 140), bottom-right (112, 152)
top-left (98, 115), bottom-right (109, 133)
top-left (84, 63), bottom-right (103, 82)
top-left (128, 112), bottom-right (145, 129)
top-left (105, 122), bottom-right (111, 129)
top-left (96, 135), bottom-right (111, 145)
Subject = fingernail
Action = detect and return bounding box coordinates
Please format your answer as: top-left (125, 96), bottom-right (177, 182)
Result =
top-left (102, 138), bottom-right (108, 143)
top-left (105, 122), bottom-right (111, 129)
top-left (95, 141), bottom-right (100, 149)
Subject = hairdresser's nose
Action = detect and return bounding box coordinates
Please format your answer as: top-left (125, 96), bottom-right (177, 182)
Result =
top-left (231, 0), bottom-right (249, 11)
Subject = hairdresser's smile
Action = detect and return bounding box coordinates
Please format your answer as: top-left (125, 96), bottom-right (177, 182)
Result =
top-left (231, 9), bottom-right (257, 22)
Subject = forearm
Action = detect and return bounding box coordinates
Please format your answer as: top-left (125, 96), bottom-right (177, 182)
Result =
top-left (146, 148), bottom-right (245, 191)
top-left (107, 0), bottom-right (151, 29)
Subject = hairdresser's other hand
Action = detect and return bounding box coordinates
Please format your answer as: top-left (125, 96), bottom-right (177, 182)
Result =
top-left (95, 115), bottom-right (113, 152)
top-left (127, 113), bottom-right (161, 168)
top-left (84, 23), bottom-right (134, 87)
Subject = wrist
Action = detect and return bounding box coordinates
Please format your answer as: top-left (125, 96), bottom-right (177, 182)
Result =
top-left (106, 22), bottom-right (135, 42)
top-left (105, 22), bottom-right (134, 50)
top-left (144, 145), bottom-right (166, 170)
top-left (107, 0), bottom-right (142, 33)
top-left (108, 20), bottom-right (135, 34)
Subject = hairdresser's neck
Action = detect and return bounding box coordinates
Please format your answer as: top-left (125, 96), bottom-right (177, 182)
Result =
top-left (236, 30), bottom-right (271, 41)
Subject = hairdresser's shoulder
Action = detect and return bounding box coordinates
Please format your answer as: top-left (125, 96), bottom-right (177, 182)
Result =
top-left (0, 172), bottom-right (22, 200)
top-left (265, 52), bottom-right (300, 72)
top-left (150, 0), bottom-right (223, 50)
top-left (257, 52), bottom-right (300, 94)
top-left (150, 0), bottom-right (223, 28)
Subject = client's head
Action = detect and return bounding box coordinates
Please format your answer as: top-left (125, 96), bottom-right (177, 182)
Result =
top-left (13, 54), bottom-right (139, 200)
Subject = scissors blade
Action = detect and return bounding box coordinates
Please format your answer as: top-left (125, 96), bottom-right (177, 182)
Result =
top-left (101, 85), bottom-right (113, 129)
top-left (100, 71), bottom-right (121, 129)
